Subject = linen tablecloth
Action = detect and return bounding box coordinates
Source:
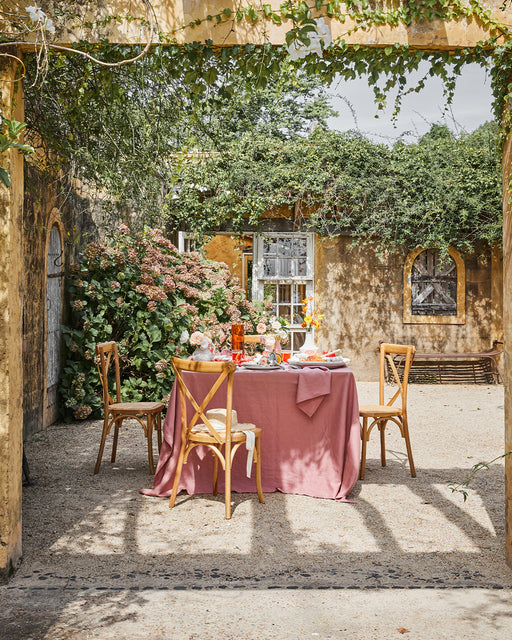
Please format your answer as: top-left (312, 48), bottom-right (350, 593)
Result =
top-left (141, 367), bottom-right (360, 501)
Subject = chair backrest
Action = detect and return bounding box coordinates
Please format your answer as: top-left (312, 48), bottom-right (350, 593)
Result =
top-left (171, 358), bottom-right (236, 444)
top-left (96, 341), bottom-right (122, 408)
top-left (243, 335), bottom-right (263, 344)
top-left (379, 343), bottom-right (415, 411)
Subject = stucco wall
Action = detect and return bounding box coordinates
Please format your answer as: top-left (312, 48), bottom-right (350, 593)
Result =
top-left (314, 236), bottom-right (503, 381)
top-left (22, 165), bottom-right (104, 438)
top-left (0, 54), bottom-right (24, 582)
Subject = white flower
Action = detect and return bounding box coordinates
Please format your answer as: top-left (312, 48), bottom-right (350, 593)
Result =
top-left (200, 337), bottom-right (210, 350)
top-left (26, 6), bottom-right (55, 33)
top-left (26, 5), bottom-right (45, 23)
top-left (286, 17), bottom-right (331, 60)
top-left (271, 320), bottom-right (281, 332)
top-left (179, 329), bottom-right (190, 344)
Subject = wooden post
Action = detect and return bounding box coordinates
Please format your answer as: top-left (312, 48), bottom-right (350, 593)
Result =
top-left (503, 117), bottom-right (512, 566)
top-left (0, 51), bottom-right (24, 582)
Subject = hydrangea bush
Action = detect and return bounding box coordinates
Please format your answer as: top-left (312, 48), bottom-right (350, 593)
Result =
top-left (60, 226), bottom-right (278, 421)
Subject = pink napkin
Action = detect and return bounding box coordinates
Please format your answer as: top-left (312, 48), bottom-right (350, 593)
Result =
top-left (296, 367), bottom-right (332, 417)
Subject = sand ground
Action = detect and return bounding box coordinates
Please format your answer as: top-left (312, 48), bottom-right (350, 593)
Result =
top-left (1, 382), bottom-right (511, 639)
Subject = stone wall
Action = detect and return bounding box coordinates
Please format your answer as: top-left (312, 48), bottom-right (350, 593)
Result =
top-left (205, 233), bottom-right (503, 382)
top-left (0, 54), bottom-right (24, 582)
top-left (315, 236), bottom-right (503, 381)
top-left (22, 165), bottom-right (103, 438)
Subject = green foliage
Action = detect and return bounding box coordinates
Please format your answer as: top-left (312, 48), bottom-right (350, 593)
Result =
top-left (23, 49), bottom-right (334, 224)
top-left (60, 226), bottom-right (277, 421)
top-left (447, 451), bottom-right (511, 501)
top-left (0, 113), bottom-right (34, 187)
top-left (166, 122), bottom-right (502, 253)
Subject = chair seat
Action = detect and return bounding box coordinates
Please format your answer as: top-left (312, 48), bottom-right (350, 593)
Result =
top-left (359, 404), bottom-right (403, 418)
top-left (110, 402), bottom-right (165, 415)
top-left (189, 423), bottom-right (261, 444)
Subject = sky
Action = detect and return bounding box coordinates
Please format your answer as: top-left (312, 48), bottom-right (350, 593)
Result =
top-left (326, 62), bottom-right (494, 144)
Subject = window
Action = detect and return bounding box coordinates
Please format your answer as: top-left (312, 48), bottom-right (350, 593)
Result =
top-left (177, 231), bottom-right (201, 253)
top-left (252, 233), bottom-right (314, 351)
top-left (403, 247), bottom-right (465, 324)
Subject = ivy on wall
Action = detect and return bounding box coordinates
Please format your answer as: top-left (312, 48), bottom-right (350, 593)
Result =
top-left (1, 1), bottom-right (510, 250)
top-left (165, 122), bottom-right (502, 253)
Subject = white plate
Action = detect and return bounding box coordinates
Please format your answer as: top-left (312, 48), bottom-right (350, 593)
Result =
top-left (240, 364), bottom-right (283, 371)
top-left (294, 360), bottom-right (349, 369)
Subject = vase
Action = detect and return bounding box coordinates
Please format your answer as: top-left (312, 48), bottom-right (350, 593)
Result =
top-left (191, 346), bottom-right (214, 361)
top-left (300, 331), bottom-right (318, 354)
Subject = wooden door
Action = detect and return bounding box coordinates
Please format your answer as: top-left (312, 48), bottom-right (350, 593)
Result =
top-left (45, 226), bottom-right (63, 426)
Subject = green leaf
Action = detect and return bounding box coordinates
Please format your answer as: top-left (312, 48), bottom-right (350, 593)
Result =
top-left (0, 167), bottom-right (10, 187)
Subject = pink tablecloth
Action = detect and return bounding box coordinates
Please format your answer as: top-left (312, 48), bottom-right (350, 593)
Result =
top-left (141, 367), bottom-right (361, 501)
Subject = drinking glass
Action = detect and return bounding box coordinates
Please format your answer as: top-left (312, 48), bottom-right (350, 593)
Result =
top-left (231, 324), bottom-right (245, 363)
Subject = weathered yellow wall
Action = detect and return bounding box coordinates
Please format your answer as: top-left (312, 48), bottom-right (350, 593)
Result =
top-left (6, 1), bottom-right (511, 49)
top-left (0, 54), bottom-right (24, 582)
top-left (314, 236), bottom-right (502, 381)
top-left (205, 234), bottom-right (251, 287)
top-left (502, 102), bottom-right (512, 566)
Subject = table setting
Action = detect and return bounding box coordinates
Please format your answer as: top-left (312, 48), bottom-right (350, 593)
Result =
top-left (141, 315), bottom-right (361, 503)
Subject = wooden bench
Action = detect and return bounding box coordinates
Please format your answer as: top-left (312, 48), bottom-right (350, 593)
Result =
top-left (387, 342), bottom-right (503, 384)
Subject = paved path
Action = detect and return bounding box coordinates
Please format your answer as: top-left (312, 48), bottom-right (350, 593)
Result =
top-left (1, 383), bottom-right (511, 639)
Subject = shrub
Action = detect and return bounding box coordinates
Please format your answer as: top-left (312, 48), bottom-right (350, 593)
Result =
top-left (60, 225), bottom-right (276, 421)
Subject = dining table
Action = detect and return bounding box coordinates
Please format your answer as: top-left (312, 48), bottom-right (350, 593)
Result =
top-left (141, 364), bottom-right (361, 502)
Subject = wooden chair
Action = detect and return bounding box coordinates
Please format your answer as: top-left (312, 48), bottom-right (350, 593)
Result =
top-left (359, 343), bottom-right (416, 480)
top-left (169, 357), bottom-right (265, 519)
top-left (94, 341), bottom-right (164, 474)
top-left (243, 334), bottom-right (265, 344)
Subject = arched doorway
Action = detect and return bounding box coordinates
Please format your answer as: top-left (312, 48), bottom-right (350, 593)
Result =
top-left (45, 224), bottom-right (64, 427)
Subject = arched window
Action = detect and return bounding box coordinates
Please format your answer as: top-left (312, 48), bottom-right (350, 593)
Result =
top-left (403, 248), bottom-right (465, 324)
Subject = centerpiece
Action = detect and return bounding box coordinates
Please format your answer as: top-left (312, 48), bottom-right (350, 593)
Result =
top-left (300, 296), bottom-right (323, 354)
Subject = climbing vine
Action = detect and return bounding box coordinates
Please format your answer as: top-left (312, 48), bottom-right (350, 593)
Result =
top-left (2, 1), bottom-right (512, 245)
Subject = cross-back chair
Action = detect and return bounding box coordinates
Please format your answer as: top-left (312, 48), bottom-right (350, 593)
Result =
top-left (169, 357), bottom-right (264, 519)
top-left (94, 341), bottom-right (164, 474)
top-left (359, 343), bottom-right (416, 480)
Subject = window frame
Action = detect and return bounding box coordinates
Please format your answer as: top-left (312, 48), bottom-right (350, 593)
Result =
top-left (252, 232), bottom-right (315, 350)
top-left (403, 247), bottom-right (465, 325)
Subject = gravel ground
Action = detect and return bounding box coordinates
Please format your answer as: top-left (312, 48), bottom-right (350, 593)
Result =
top-left (1, 383), bottom-right (511, 639)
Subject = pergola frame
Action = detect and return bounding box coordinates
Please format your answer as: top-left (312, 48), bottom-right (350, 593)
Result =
top-left (1, 0), bottom-right (512, 578)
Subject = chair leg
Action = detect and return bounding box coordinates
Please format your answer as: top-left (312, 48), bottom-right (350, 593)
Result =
top-left (255, 434), bottom-right (265, 504)
top-left (225, 444), bottom-right (232, 519)
top-left (379, 420), bottom-right (387, 468)
top-left (94, 413), bottom-right (111, 474)
top-left (360, 416), bottom-right (368, 480)
top-left (111, 417), bottom-right (121, 463)
top-left (402, 416), bottom-right (416, 478)
top-left (212, 450), bottom-right (219, 496)
top-left (156, 412), bottom-right (162, 452)
top-left (169, 441), bottom-right (187, 509)
top-left (147, 414), bottom-right (155, 475)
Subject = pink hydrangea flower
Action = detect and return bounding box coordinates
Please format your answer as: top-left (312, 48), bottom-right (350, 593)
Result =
top-left (190, 331), bottom-right (205, 346)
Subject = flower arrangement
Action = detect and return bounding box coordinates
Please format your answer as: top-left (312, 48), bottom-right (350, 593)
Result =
top-left (256, 315), bottom-right (289, 344)
top-left (301, 296), bottom-right (323, 332)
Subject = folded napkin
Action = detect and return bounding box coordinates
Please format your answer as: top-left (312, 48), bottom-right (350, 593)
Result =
top-left (205, 408), bottom-right (255, 478)
top-left (295, 367), bottom-right (332, 417)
